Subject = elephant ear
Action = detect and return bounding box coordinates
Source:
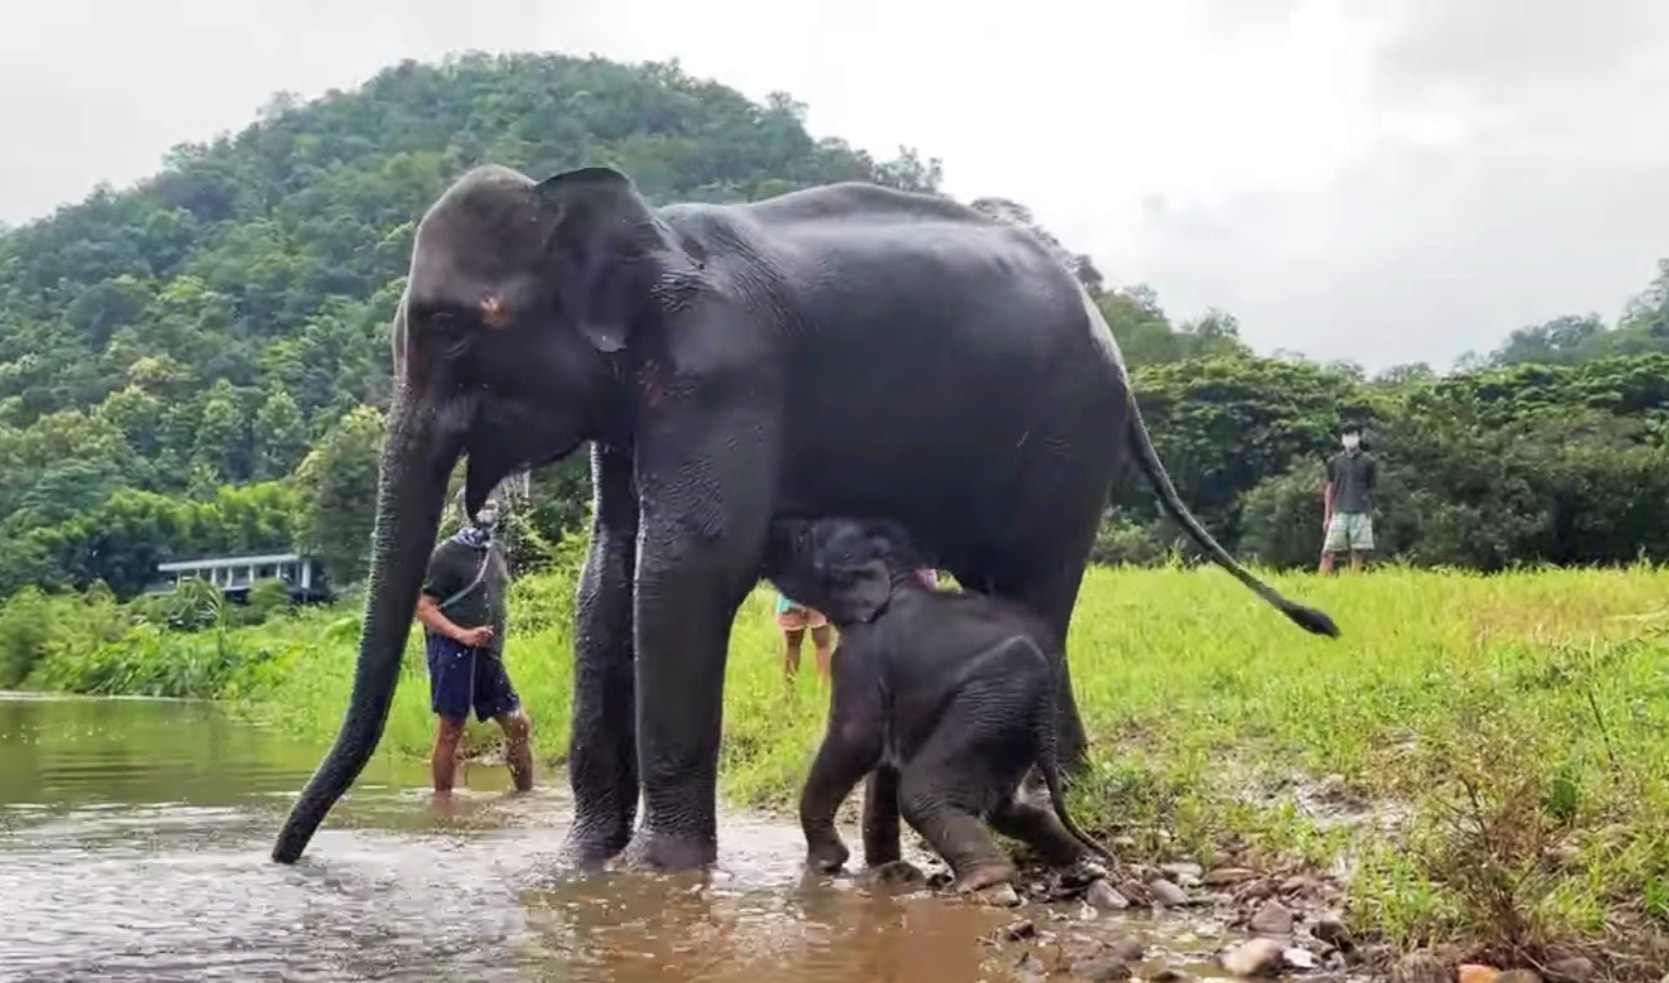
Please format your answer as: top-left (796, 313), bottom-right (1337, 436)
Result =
top-left (531, 166), bottom-right (685, 354)
top-left (838, 558), bottom-right (894, 624)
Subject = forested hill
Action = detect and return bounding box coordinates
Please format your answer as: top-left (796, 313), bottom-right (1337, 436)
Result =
top-left (4, 50), bottom-right (1669, 608)
top-left (0, 53), bottom-right (949, 599)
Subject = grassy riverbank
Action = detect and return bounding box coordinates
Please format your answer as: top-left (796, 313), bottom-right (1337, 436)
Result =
top-left (13, 562), bottom-right (1669, 975)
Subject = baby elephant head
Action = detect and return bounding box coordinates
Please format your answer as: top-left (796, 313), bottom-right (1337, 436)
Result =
top-left (764, 516), bottom-right (924, 625)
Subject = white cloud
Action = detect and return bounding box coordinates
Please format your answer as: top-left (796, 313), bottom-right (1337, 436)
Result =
top-left (3, 0), bottom-right (1666, 370)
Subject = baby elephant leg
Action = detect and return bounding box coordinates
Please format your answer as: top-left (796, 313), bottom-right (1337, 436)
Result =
top-left (988, 795), bottom-right (1095, 868)
top-left (861, 766), bottom-right (902, 867)
top-left (800, 701), bottom-right (883, 873)
top-left (896, 725), bottom-right (1018, 894)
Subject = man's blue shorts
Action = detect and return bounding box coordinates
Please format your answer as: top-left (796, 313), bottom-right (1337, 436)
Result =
top-left (424, 632), bottom-right (522, 723)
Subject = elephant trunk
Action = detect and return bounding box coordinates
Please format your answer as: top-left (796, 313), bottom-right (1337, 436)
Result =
top-left (271, 389), bottom-right (461, 864)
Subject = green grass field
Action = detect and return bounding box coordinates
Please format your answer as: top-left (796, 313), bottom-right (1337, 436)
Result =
top-left (25, 561), bottom-right (1669, 974)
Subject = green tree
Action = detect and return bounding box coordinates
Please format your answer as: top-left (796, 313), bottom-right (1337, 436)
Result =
top-left (293, 404), bottom-right (385, 586)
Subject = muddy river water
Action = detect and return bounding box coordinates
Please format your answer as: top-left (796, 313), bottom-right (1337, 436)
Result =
top-left (1, 692), bottom-right (1242, 982)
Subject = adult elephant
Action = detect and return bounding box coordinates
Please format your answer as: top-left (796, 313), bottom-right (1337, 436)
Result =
top-left (269, 164), bottom-right (1338, 870)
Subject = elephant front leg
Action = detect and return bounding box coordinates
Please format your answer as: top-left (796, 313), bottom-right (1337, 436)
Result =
top-left (801, 712), bottom-right (883, 873)
top-left (561, 443), bottom-right (640, 867)
top-left (623, 411), bottom-right (778, 870)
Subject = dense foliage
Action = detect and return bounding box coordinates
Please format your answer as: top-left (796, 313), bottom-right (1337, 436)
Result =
top-left (2, 48), bottom-right (1668, 632)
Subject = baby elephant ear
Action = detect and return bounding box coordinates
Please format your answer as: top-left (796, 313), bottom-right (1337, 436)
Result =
top-left (845, 558), bottom-right (893, 623)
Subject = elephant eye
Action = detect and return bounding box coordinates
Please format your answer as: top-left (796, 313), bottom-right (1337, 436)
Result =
top-left (428, 311), bottom-right (474, 359)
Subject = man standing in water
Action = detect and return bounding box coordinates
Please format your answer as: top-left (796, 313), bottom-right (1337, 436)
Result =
top-left (1319, 422), bottom-right (1379, 574)
top-left (414, 490), bottom-right (533, 797)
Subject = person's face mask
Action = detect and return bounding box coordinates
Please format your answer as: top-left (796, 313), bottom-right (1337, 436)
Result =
top-left (1341, 434), bottom-right (1360, 451)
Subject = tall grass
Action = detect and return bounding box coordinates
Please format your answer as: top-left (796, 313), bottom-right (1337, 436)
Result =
top-left (14, 560), bottom-right (1669, 974)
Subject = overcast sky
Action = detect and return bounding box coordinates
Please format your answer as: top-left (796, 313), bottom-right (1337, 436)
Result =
top-left (3, 0), bottom-right (1667, 370)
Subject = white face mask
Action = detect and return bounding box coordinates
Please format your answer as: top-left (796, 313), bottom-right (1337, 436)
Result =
top-left (1341, 434), bottom-right (1360, 451)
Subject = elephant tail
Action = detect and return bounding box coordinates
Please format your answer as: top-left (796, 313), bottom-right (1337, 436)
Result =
top-left (1123, 389), bottom-right (1340, 639)
top-left (1036, 678), bottom-right (1114, 865)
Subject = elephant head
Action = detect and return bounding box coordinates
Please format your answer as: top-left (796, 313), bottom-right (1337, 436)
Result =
top-left (764, 516), bottom-right (926, 625)
top-left (271, 164), bottom-right (700, 863)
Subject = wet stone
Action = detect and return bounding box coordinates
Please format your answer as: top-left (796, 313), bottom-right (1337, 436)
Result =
top-left (1148, 970), bottom-right (1193, 983)
top-left (1282, 947), bottom-right (1316, 970)
top-left (1204, 867), bottom-right (1258, 887)
top-left (1103, 937), bottom-right (1145, 963)
top-left (981, 883), bottom-right (1022, 907)
top-left (1458, 964), bottom-right (1501, 983)
top-left (1071, 958), bottom-right (1135, 982)
top-left (1148, 878), bottom-right (1190, 908)
top-left (1087, 880), bottom-right (1131, 911)
top-left (1544, 957), bottom-right (1592, 983)
top-left (1496, 972), bottom-right (1543, 983)
top-left (1248, 899), bottom-right (1295, 936)
top-left (1161, 862), bottom-right (1204, 886)
top-left (1220, 938), bottom-right (1285, 978)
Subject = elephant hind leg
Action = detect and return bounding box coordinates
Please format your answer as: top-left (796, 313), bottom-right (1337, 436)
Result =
top-left (896, 768), bottom-right (1013, 894)
top-left (861, 766), bottom-right (902, 868)
top-left (988, 795), bottom-right (1092, 868)
top-left (894, 708), bottom-right (1025, 892)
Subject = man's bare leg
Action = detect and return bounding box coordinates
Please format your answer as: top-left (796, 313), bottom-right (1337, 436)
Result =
top-left (432, 715), bottom-right (466, 795)
top-left (496, 709), bottom-right (535, 792)
top-left (781, 626), bottom-right (805, 683)
top-left (1349, 550), bottom-right (1369, 574)
top-left (810, 625), bottom-right (834, 685)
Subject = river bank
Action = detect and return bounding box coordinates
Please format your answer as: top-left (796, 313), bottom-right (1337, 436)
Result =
top-left (10, 562), bottom-right (1669, 979)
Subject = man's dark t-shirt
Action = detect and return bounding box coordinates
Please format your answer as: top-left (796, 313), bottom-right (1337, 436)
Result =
top-left (421, 538), bottom-right (510, 655)
top-left (1326, 450), bottom-right (1378, 515)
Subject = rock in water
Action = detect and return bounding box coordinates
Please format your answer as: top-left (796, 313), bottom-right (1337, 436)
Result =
top-left (1148, 879), bottom-right (1190, 907)
top-left (1220, 938), bottom-right (1285, 978)
top-left (1087, 880), bottom-right (1131, 911)
top-left (1071, 958), bottom-right (1134, 982)
top-left (981, 883), bottom-right (1022, 908)
top-left (1248, 899), bottom-right (1294, 936)
top-left (1282, 947), bottom-right (1316, 970)
top-left (1103, 937), bottom-right (1144, 963)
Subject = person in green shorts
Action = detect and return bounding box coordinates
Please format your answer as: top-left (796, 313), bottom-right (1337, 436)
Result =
top-left (775, 592), bottom-right (834, 684)
top-left (1319, 422), bottom-right (1378, 574)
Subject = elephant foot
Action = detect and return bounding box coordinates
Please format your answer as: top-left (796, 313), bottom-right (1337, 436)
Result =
top-left (560, 821), bottom-right (631, 872)
top-left (951, 859), bottom-right (1017, 896)
top-left (859, 859), bottom-right (929, 893)
top-left (976, 883), bottom-right (1022, 908)
top-left (621, 827), bottom-right (717, 871)
top-left (805, 837), bottom-right (850, 874)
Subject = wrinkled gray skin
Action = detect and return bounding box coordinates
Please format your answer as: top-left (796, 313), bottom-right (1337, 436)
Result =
top-left (763, 516), bottom-right (1113, 893)
top-left (269, 163), bottom-right (1339, 870)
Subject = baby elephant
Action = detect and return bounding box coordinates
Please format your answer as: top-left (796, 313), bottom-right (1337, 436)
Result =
top-left (763, 515), bottom-right (1112, 895)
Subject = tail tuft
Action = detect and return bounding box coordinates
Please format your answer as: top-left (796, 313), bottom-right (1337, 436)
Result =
top-left (1283, 602), bottom-right (1340, 638)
